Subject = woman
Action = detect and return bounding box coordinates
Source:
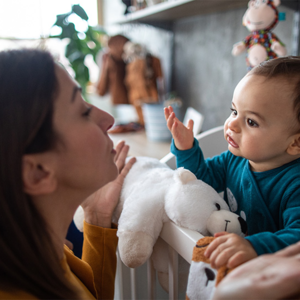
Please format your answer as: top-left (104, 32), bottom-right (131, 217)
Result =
top-left (0, 48), bottom-right (135, 299)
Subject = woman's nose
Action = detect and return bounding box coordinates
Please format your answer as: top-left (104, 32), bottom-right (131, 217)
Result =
top-left (95, 107), bottom-right (115, 131)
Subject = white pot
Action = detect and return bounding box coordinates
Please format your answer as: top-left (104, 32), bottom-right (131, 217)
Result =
top-left (142, 103), bottom-right (178, 141)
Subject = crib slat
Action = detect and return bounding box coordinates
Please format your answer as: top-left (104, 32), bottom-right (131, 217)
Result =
top-left (130, 268), bottom-right (137, 300)
top-left (168, 245), bottom-right (178, 300)
top-left (115, 249), bottom-right (124, 300)
top-left (147, 259), bottom-right (156, 299)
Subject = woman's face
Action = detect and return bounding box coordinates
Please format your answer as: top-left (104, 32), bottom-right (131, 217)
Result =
top-left (52, 64), bottom-right (118, 201)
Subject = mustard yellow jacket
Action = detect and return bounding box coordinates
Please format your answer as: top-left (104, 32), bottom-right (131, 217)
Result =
top-left (0, 221), bottom-right (118, 299)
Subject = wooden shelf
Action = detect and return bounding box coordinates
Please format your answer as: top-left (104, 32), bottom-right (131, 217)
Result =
top-left (115, 0), bottom-right (299, 27)
top-left (116, 0), bottom-right (248, 25)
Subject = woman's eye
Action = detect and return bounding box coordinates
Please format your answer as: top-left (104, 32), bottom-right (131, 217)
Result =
top-left (82, 106), bottom-right (92, 118)
top-left (230, 108), bottom-right (237, 116)
top-left (247, 118), bottom-right (258, 127)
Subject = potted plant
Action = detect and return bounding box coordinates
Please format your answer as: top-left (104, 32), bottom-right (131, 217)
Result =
top-left (50, 4), bottom-right (105, 98)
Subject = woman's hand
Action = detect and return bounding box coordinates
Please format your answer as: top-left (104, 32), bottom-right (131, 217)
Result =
top-left (81, 141), bottom-right (136, 228)
top-left (212, 242), bottom-right (300, 300)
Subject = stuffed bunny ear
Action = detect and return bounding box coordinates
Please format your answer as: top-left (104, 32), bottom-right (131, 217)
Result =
top-left (272, 0), bottom-right (281, 7)
top-left (174, 168), bottom-right (197, 184)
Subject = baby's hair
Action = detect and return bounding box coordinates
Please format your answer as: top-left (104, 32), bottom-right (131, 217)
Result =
top-left (249, 56), bottom-right (300, 124)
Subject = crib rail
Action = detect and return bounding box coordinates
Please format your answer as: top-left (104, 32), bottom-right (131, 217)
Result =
top-left (160, 222), bottom-right (203, 263)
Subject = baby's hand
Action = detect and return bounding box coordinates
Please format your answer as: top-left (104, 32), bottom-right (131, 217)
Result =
top-left (164, 106), bottom-right (194, 150)
top-left (204, 232), bottom-right (257, 269)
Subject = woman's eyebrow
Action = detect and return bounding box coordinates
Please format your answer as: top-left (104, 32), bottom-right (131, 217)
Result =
top-left (71, 86), bottom-right (82, 102)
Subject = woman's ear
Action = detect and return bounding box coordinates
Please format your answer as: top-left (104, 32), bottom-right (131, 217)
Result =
top-left (22, 155), bottom-right (57, 196)
top-left (287, 134), bottom-right (300, 156)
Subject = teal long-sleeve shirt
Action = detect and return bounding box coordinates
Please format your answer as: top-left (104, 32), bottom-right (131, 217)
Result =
top-left (171, 138), bottom-right (300, 255)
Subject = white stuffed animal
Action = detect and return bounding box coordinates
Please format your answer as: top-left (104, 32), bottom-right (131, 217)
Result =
top-left (74, 157), bottom-right (247, 291)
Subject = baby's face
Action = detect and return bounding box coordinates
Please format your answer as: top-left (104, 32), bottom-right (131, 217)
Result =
top-left (224, 74), bottom-right (299, 172)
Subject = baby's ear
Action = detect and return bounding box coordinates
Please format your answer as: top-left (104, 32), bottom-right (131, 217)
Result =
top-left (287, 134), bottom-right (300, 156)
top-left (174, 168), bottom-right (197, 184)
top-left (272, 0), bottom-right (281, 7)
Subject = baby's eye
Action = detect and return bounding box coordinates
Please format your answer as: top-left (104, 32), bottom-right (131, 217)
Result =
top-left (247, 118), bottom-right (258, 127)
top-left (230, 108), bottom-right (237, 116)
top-left (82, 106), bottom-right (92, 118)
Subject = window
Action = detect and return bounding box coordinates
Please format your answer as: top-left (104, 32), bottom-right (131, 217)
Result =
top-left (0, 0), bottom-right (100, 83)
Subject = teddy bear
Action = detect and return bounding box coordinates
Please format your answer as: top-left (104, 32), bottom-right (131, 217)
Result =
top-left (123, 41), bottom-right (163, 126)
top-left (96, 34), bottom-right (130, 105)
top-left (73, 157), bottom-right (247, 293)
top-left (232, 0), bottom-right (287, 70)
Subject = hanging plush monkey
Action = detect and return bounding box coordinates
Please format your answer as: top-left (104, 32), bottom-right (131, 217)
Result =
top-left (232, 0), bottom-right (287, 70)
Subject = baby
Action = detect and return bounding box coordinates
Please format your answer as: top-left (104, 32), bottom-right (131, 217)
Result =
top-left (165, 56), bottom-right (300, 270)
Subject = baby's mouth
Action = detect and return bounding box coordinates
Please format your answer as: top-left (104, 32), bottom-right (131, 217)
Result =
top-left (227, 135), bottom-right (239, 148)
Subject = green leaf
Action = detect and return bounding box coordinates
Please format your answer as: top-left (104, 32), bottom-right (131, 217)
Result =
top-left (72, 4), bottom-right (88, 21)
top-left (54, 12), bottom-right (71, 27)
top-left (51, 4), bottom-right (105, 97)
top-left (66, 40), bottom-right (79, 57)
top-left (68, 51), bottom-right (85, 63)
top-left (60, 23), bottom-right (77, 39)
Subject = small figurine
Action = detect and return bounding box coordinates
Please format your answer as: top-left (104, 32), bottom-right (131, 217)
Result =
top-left (232, 0), bottom-right (287, 70)
top-left (96, 34), bottom-right (130, 105)
top-left (123, 41), bottom-right (163, 126)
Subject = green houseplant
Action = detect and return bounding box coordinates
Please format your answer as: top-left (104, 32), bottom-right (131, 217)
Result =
top-left (50, 4), bottom-right (105, 98)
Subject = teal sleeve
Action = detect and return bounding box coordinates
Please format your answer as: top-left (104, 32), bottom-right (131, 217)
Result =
top-left (246, 187), bottom-right (300, 255)
top-left (170, 138), bottom-right (228, 193)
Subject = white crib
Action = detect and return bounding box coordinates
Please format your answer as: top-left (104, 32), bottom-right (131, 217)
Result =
top-left (114, 126), bottom-right (228, 300)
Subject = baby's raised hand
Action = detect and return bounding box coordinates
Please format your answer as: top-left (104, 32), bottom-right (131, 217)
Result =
top-left (204, 232), bottom-right (257, 269)
top-left (164, 106), bottom-right (194, 150)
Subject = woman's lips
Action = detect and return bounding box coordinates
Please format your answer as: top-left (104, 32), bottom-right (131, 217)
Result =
top-left (227, 135), bottom-right (239, 148)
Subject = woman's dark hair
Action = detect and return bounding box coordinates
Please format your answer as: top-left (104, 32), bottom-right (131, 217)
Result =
top-left (249, 56), bottom-right (300, 124)
top-left (0, 49), bottom-right (80, 298)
